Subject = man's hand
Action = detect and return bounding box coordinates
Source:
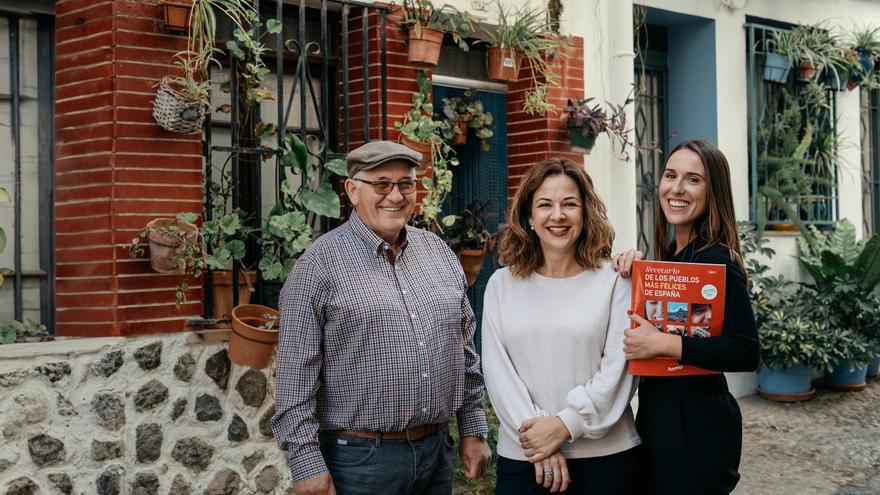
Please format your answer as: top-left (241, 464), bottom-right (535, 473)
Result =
top-left (293, 472), bottom-right (335, 495)
top-left (459, 435), bottom-right (491, 479)
top-left (518, 416), bottom-right (570, 463)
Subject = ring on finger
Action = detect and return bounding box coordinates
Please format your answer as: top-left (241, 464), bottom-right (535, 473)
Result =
top-left (543, 467), bottom-right (554, 479)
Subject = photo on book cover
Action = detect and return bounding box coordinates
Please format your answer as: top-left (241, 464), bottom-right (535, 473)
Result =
top-left (628, 260), bottom-right (727, 376)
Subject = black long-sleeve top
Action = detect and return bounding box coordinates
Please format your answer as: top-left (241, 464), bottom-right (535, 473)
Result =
top-left (672, 239), bottom-right (760, 373)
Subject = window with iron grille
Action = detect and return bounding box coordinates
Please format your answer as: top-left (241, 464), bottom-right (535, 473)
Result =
top-left (861, 88), bottom-right (880, 234)
top-left (745, 22), bottom-right (839, 228)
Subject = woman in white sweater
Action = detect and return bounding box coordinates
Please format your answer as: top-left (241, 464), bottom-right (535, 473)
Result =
top-left (483, 158), bottom-right (640, 494)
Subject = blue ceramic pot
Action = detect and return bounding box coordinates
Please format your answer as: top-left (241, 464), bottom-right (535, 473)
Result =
top-left (867, 356), bottom-right (880, 378)
top-left (825, 360), bottom-right (869, 387)
top-left (759, 364), bottom-right (812, 394)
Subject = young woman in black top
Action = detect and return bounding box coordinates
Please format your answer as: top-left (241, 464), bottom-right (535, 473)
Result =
top-left (615, 139), bottom-right (759, 494)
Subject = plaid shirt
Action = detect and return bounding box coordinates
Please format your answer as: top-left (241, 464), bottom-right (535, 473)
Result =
top-left (272, 212), bottom-right (489, 483)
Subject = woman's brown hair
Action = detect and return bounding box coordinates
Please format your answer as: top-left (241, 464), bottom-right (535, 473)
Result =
top-left (654, 139), bottom-right (747, 279)
top-left (499, 157), bottom-right (614, 277)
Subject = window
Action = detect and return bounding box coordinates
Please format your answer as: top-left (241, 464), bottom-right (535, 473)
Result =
top-left (745, 22), bottom-right (838, 228)
top-left (861, 89), bottom-right (880, 234)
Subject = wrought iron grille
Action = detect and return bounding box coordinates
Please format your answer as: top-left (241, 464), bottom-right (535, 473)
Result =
top-left (861, 88), bottom-right (880, 234)
top-left (200, 0), bottom-right (389, 321)
top-left (634, 55), bottom-right (667, 258)
top-left (745, 22), bottom-right (839, 227)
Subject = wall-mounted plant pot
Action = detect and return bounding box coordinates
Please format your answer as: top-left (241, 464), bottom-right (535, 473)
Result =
top-left (145, 218), bottom-right (199, 273)
top-left (824, 360), bottom-right (869, 391)
top-left (867, 355), bottom-right (880, 378)
top-left (486, 47), bottom-right (522, 83)
top-left (162, 1), bottom-right (192, 32)
top-left (229, 304), bottom-right (280, 369)
top-left (567, 120), bottom-right (597, 154)
top-left (400, 134), bottom-right (433, 170)
top-left (798, 59), bottom-right (817, 81)
top-left (856, 49), bottom-right (874, 74)
top-left (766, 223), bottom-right (800, 232)
top-left (452, 120), bottom-right (468, 146)
top-left (757, 364), bottom-right (815, 402)
top-left (458, 248), bottom-right (486, 287)
top-left (210, 270), bottom-right (256, 325)
top-left (762, 52), bottom-right (791, 83)
top-left (407, 27), bottom-right (444, 67)
top-left (153, 76), bottom-right (208, 134)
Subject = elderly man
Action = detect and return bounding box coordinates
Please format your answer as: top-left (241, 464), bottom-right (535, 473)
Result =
top-left (272, 141), bottom-right (491, 495)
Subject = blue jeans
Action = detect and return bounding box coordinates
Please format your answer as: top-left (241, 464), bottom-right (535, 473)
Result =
top-left (318, 428), bottom-right (455, 495)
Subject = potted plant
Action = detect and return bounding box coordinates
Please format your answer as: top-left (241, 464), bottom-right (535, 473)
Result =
top-left (162, 0), bottom-right (192, 32)
top-left (397, 0), bottom-right (477, 67)
top-left (844, 25), bottom-right (880, 87)
top-left (740, 224), bottom-right (823, 401)
top-left (229, 304), bottom-right (280, 368)
top-left (560, 94), bottom-right (633, 159)
top-left (770, 23), bottom-right (845, 84)
top-left (762, 30), bottom-right (794, 83)
top-left (395, 69), bottom-right (450, 169)
top-left (797, 220), bottom-right (880, 390)
top-left (439, 201), bottom-right (497, 287)
top-left (129, 213), bottom-right (203, 307)
top-left (482, 2), bottom-right (560, 115)
top-left (437, 89), bottom-right (494, 150)
top-left (0, 319), bottom-right (50, 345)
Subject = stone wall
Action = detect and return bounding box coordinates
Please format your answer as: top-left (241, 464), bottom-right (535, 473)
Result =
top-left (0, 333), bottom-right (290, 494)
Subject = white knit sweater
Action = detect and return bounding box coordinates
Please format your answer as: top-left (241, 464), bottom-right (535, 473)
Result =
top-left (481, 264), bottom-right (641, 460)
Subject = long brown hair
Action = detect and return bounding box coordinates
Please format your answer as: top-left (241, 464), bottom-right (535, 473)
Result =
top-left (654, 139), bottom-right (747, 279)
top-left (500, 157), bottom-right (614, 277)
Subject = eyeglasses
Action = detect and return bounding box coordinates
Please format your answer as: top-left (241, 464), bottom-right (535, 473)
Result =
top-left (352, 178), bottom-right (418, 195)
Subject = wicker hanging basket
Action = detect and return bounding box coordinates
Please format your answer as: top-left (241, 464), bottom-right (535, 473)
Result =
top-left (153, 76), bottom-right (208, 134)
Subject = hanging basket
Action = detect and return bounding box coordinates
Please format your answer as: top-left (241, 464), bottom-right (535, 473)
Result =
top-left (407, 27), bottom-right (445, 67)
top-left (229, 304), bottom-right (280, 369)
top-left (486, 46), bottom-right (522, 83)
top-left (145, 218), bottom-right (199, 273)
top-left (153, 76), bottom-right (208, 134)
top-left (567, 120), bottom-right (597, 154)
top-left (762, 52), bottom-right (791, 83)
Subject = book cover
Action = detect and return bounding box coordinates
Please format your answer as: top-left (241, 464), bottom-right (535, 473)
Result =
top-left (628, 260), bottom-right (726, 376)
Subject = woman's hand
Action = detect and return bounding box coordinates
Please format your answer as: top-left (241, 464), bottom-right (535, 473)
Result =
top-left (623, 312), bottom-right (682, 360)
top-left (533, 451), bottom-right (571, 493)
top-left (518, 416), bottom-right (570, 462)
top-left (610, 249), bottom-right (643, 278)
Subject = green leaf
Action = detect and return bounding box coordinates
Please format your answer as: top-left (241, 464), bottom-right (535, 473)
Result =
top-left (225, 40), bottom-right (246, 60)
top-left (0, 187), bottom-right (9, 203)
top-left (299, 183), bottom-right (341, 218)
top-left (259, 258), bottom-right (284, 281)
top-left (218, 214), bottom-right (242, 236)
top-left (0, 227), bottom-right (5, 254)
top-left (177, 212), bottom-right (198, 224)
top-left (266, 19), bottom-right (282, 34)
top-left (855, 234), bottom-right (880, 291)
top-left (441, 215), bottom-right (458, 227)
top-left (226, 239), bottom-right (246, 260)
top-left (325, 158), bottom-right (348, 177)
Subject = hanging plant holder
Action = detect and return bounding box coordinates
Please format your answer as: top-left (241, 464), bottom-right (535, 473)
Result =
top-left (407, 27), bottom-right (445, 67)
top-left (399, 134), bottom-right (434, 170)
top-left (144, 217), bottom-right (199, 273)
top-left (162, 1), bottom-right (192, 32)
top-left (567, 120), bottom-right (597, 154)
top-left (762, 52), bottom-right (791, 83)
top-left (486, 46), bottom-right (522, 83)
top-left (153, 76), bottom-right (208, 134)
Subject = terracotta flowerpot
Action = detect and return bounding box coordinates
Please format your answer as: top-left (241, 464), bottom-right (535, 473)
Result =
top-left (766, 223), bottom-right (800, 232)
top-left (211, 270), bottom-right (255, 323)
top-left (798, 59), bottom-right (817, 81)
top-left (407, 27), bottom-right (444, 67)
top-left (162, 1), bottom-right (192, 32)
top-left (145, 218), bottom-right (199, 273)
top-left (458, 248), bottom-right (487, 287)
top-left (452, 120), bottom-right (468, 145)
top-left (400, 134), bottom-right (433, 170)
top-left (487, 46), bottom-right (522, 83)
top-left (229, 304), bottom-right (280, 369)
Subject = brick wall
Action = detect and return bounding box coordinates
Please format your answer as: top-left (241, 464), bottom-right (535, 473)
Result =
top-left (55, 0), bottom-right (203, 336)
top-left (506, 36), bottom-right (585, 200)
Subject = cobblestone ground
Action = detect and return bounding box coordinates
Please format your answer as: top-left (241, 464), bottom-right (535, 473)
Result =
top-left (736, 378), bottom-right (880, 494)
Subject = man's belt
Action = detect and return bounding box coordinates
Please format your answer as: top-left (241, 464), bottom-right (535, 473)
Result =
top-left (322, 421), bottom-right (449, 442)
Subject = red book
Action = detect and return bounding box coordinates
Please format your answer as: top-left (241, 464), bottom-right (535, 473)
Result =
top-left (628, 260), bottom-right (726, 376)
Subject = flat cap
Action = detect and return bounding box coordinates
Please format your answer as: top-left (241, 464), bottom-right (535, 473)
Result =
top-left (346, 140), bottom-right (422, 177)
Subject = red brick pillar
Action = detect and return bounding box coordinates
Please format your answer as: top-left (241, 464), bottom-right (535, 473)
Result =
top-left (506, 36), bottom-right (585, 200)
top-left (54, 0), bottom-right (203, 336)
